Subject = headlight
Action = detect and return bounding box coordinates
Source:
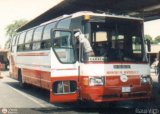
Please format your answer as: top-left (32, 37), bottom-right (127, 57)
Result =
top-left (89, 76), bottom-right (104, 86)
top-left (140, 75), bottom-right (152, 84)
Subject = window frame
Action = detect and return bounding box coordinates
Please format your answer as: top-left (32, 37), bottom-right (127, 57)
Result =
top-left (51, 29), bottom-right (76, 64)
top-left (11, 36), bottom-right (16, 46)
top-left (15, 34), bottom-right (20, 46)
top-left (24, 29), bottom-right (34, 51)
top-left (16, 21), bottom-right (58, 51)
top-left (17, 32), bottom-right (26, 51)
top-left (57, 17), bottom-right (71, 29)
top-left (41, 22), bottom-right (57, 50)
top-left (32, 26), bottom-right (44, 50)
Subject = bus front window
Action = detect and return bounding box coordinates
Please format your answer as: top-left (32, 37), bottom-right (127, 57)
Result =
top-left (89, 19), bottom-right (147, 62)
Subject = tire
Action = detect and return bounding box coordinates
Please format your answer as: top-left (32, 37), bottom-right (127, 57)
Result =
top-left (18, 69), bottom-right (26, 88)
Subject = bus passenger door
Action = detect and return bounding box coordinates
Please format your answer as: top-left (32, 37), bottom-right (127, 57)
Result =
top-left (50, 29), bottom-right (79, 103)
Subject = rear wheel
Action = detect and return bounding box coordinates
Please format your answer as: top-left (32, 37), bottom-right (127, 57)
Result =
top-left (18, 69), bottom-right (26, 88)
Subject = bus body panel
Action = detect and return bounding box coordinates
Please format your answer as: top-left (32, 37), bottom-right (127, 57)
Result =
top-left (50, 48), bottom-right (79, 103)
top-left (78, 63), bottom-right (151, 102)
top-left (80, 63), bottom-right (150, 77)
top-left (12, 50), bottom-right (51, 89)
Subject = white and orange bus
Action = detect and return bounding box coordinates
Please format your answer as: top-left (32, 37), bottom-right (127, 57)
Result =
top-left (9, 11), bottom-right (152, 103)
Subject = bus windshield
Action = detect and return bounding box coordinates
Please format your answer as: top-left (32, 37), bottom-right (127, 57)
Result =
top-left (87, 18), bottom-right (147, 62)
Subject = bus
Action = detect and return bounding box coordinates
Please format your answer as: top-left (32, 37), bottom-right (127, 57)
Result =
top-left (9, 11), bottom-right (152, 103)
top-left (0, 49), bottom-right (9, 70)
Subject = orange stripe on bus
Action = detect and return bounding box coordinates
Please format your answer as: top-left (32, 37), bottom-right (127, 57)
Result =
top-left (18, 63), bottom-right (50, 68)
top-left (51, 68), bottom-right (77, 71)
top-left (17, 52), bottom-right (49, 56)
top-left (22, 69), bottom-right (50, 90)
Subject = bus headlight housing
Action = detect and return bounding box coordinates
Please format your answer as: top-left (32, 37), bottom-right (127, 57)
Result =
top-left (140, 75), bottom-right (152, 85)
top-left (89, 76), bottom-right (104, 86)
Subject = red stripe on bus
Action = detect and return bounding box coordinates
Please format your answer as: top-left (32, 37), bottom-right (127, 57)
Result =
top-left (22, 69), bottom-right (50, 90)
top-left (51, 68), bottom-right (77, 71)
top-left (84, 62), bottom-right (148, 64)
top-left (17, 52), bottom-right (49, 56)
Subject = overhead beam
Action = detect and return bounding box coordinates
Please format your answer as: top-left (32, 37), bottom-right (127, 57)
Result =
top-left (17, 0), bottom-right (160, 32)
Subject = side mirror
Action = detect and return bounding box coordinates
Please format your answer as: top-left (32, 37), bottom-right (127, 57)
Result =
top-left (146, 39), bottom-right (151, 52)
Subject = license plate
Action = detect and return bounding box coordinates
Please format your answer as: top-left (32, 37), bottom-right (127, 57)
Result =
top-left (122, 87), bottom-right (131, 93)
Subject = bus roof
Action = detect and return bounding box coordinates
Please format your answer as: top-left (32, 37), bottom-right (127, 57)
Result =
top-left (71, 11), bottom-right (143, 20)
top-left (39, 11), bottom-right (143, 27)
top-left (18, 11), bottom-right (143, 32)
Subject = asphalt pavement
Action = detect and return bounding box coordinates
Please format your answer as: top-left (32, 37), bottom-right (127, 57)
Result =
top-left (0, 71), bottom-right (160, 114)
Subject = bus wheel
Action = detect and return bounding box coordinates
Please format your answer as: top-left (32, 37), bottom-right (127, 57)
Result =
top-left (18, 69), bottom-right (26, 88)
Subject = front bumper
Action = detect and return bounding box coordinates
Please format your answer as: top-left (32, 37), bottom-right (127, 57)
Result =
top-left (81, 85), bottom-right (152, 102)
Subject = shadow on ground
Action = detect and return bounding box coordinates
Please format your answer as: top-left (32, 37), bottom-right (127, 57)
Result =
top-left (4, 76), bottom-right (160, 114)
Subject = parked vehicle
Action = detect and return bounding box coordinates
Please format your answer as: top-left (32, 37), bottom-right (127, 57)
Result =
top-left (0, 49), bottom-right (9, 70)
top-left (9, 11), bottom-right (152, 103)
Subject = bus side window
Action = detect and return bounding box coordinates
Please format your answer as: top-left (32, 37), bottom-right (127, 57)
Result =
top-left (12, 36), bottom-right (16, 46)
top-left (57, 18), bottom-right (71, 29)
top-left (11, 36), bottom-right (16, 52)
top-left (24, 29), bottom-right (34, 51)
top-left (41, 22), bottom-right (56, 49)
top-left (14, 34), bottom-right (19, 46)
top-left (32, 26), bottom-right (44, 50)
top-left (41, 40), bottom-right (51, 49)
top-left (17, 32), bottom-right (26, 51)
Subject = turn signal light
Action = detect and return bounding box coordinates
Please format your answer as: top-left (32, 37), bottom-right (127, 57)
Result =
top-left (84, 15), bottom-right (91, 20)
top-left (83, 77), bottom-right (89, 86)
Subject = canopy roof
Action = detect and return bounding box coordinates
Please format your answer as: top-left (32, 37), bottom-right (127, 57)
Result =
top-left (18, 0), bottom-right (160, 32)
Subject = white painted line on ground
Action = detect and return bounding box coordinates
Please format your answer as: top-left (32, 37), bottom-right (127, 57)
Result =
top-left (8, 86), bottom-right (47, 108)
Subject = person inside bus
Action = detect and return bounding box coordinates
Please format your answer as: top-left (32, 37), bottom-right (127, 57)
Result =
top-left (74, 32), bottom-right (95, 60)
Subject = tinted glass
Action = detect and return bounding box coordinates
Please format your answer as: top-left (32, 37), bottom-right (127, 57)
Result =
top-left (33, 26), bottom-right (44, 41)
top-left (41, 40), bottom-right (51, 49)
top-left (24, 44), bottom-right (31, 50)
top-left (90, 20), bottom-right (145, 62)
top-left (53, 31), bottom-right (75, 63)
top-left (32, 42), bottom-right (41, 50)
top-left (15, 34), bottom-right (19, 45)
top-left (12, 36), bottom-right (16, 46)
top-left (18, 32), bottom-right (26, 44)
top-left (25, 29), bottom-right (33, 43)
top-left (57, 18), bottom-right (71, 29)
top-left (43, 22), bottom-right (56, 40)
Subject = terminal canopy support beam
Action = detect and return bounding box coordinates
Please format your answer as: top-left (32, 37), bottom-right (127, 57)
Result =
top-left (18, 0), bottom-right (160, 32)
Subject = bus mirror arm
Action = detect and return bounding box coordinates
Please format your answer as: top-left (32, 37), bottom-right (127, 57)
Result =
top-left (79, 43), bottom-right (83, 62)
